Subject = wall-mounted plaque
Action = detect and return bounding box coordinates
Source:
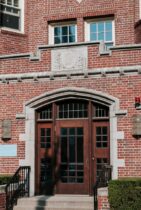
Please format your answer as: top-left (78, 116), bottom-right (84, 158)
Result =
top-left (0, 145), bottom-right (17, 157)
top-left (2, 120), bottom-right (12, 139)
top-left (51, 46), bottom-right (87, 72)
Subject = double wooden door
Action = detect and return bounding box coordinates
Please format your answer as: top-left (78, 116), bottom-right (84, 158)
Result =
top-left (36, 119), bottom-right (109, 195)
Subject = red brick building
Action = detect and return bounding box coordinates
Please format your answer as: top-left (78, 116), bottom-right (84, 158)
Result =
top-left (0, 0), bottom-right (141, 197)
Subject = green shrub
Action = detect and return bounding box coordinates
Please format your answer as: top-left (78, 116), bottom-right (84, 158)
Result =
top-left (108, 179), bottom-right (141, 210)
top-left (0, 175), bottom-right (12, 185)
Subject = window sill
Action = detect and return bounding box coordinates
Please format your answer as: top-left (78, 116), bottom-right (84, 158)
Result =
top-left (0, 27), bottom-right (27, 37)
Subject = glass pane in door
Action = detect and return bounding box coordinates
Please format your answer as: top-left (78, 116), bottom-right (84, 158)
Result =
top-left (60, 127), bottom-right (84, 183)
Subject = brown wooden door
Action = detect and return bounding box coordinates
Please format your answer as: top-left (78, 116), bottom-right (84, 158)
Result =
top-left (55, 120), bottom-right (90, 194)
top-left (92, 121), bottom-right (110, 184)
top-left (36, 123), bottom-right (54, 195)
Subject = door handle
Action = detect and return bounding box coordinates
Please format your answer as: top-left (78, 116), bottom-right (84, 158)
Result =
top-left (92, 157), bottom-right (95, 160)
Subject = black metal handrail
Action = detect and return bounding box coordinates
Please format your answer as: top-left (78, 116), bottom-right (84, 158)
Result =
top-left (93, 164), bottom-right (112, 210)
top-left (5, 166), bottom-right (31, 210)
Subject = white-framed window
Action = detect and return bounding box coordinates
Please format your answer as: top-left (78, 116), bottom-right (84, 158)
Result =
top-left (49, 22), bottom-right (77, 45)
top-left (85, 18), bottom-right (115, 48)
top-left (0, 0), bottom-right (24, 32)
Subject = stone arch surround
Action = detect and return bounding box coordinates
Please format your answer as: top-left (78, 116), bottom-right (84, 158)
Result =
top-left (19, 87), bottom-right (126, 196)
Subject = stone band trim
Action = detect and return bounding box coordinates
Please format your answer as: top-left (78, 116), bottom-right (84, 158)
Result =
top-left (0, 66), bottom-right (140, 83)
top-left (1, 42), bottom-right (141, 60)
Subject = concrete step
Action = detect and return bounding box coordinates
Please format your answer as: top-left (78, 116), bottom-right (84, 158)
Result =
top-left (14, 207), bottom-right (93, 210)
top-left (14, 195), bottom-right (94, 210)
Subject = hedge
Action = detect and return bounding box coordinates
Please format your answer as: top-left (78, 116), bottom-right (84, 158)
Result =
top-left (0, 175), bottom-right (12, 185)
top-left (108, 178), bottom-right (141, 210)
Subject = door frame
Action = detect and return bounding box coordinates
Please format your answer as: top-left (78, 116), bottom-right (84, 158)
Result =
top-left (35, 100), bottom-right (110, 195)
top-left (55, 119), bottom-right (90, 194)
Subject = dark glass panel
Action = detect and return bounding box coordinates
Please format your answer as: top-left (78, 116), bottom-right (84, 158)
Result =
top-left (69, 171), bottom-right (75, 176)
top-left (103, 135), bottom-right (107, 142)
top-left (96, 136), bottom-right (101, 142)
top-left (69, 177), bottom-right (76, 183)
top-left (103, 142), bottom-right (107, 147)
top-left (58, 100), bottom-right (88, 119)
top-left (77, 178), bottom-right (83, 183)
top-left (62, 36), bottom-right (68, 43)
top-left (69, 25), bottom-right (75, 35)
top-left (69, 164), bottom-right (75, 170)
top-left (79, 111), bottom-right (83, 118)
top-left (61, 138), bottom-right (67, 163)
top-left (69, 111), bottom-right (73, 118)
top-left (61, 128), bottom-right (67, 136)
top-left (61, 164), bottom-right (67, 170)
top-left (14, 0), bottom-right (19, 7)
top-left (103, 127), bottom-right (107, 135)
top-left (64, 111), bottom-right (68, 118)
top-left (47, 129), bottom-right (51, 136)
top-left (7, 0), bottom-right (12, 5)
top-left (77, 137), bottom-right (83, 163)
top-left (41, 128), bottom-right (45, 136)
top-left (61, 170), bottom-right (67, 176)
top-left (77, 165), bottom-right (83, 170)
top-left (69, 136), bottom-right (75, 162)
top-left (61, 177), bottom-right (67, 183)
top-left (62, 26), bottom-right (68, 35)
top-left (0, 13), bottom-right (19, 29)
top-left (54, 27), bottom-right (61, 36)
top-left (41, 137), bottom-right (45, 142)
top-left (96, 127), bottom-right (101, 135)
top-left (54, 37), bottom-right (61, 44)
top-left (69, 35), bottom-right (75, 42)
top-left (77, 171), bottom-right (83, 176)
top-left (69, 128), bottom-right (75, 135)
top-left (77, 127), bottom-right (83, 135)
top-left (96, 142), bottom-right (101, 148)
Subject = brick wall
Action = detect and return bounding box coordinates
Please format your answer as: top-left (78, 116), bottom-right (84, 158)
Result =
top-left (0, 74), bottom-right (140, 176)
top-left (98, 188), bottom-right (110, 210)
top-left (0, 0), bottom-right (141, 195)
top-left (0, 0), bottom-right (140, 55)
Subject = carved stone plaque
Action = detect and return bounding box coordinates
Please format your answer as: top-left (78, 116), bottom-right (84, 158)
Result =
top-left (76, 0), bottom-right (83, 3)
top-left (2, 120), bottom-right (12, 139)
top-left (51, 46), bottom-right (87, 72)
top-left (132, 114), bottom-right (141, 136)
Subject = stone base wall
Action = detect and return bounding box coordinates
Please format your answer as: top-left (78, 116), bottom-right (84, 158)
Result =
top-left (98, 187), bottom-right (110, 210)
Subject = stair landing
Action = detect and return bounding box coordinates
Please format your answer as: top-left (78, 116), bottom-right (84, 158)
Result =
top-left (14, 195), bottom-right (94, 210)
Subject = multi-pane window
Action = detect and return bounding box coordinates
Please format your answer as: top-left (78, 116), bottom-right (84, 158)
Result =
top-left (58, 101), bottom-right (88, 119)
top-left (60, 127), bottom-right (84, 183)
top-left (38, 105), bottom-right (52, 120)
top-left (89, 20), bottom-right (114, 48)
top-left (40, 128), bottom-right (51, 148)
top-left (94, 105), bottom-right (109, 118)
top-left (96, 126), bottom-right (108, 148)
top-left (54, 25), bottom-right (76, 44)
top-left (0, 0), bottom-right (21, 30)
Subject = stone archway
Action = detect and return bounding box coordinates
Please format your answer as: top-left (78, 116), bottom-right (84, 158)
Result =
top-left (19, 88), bottom-right (125, 196)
